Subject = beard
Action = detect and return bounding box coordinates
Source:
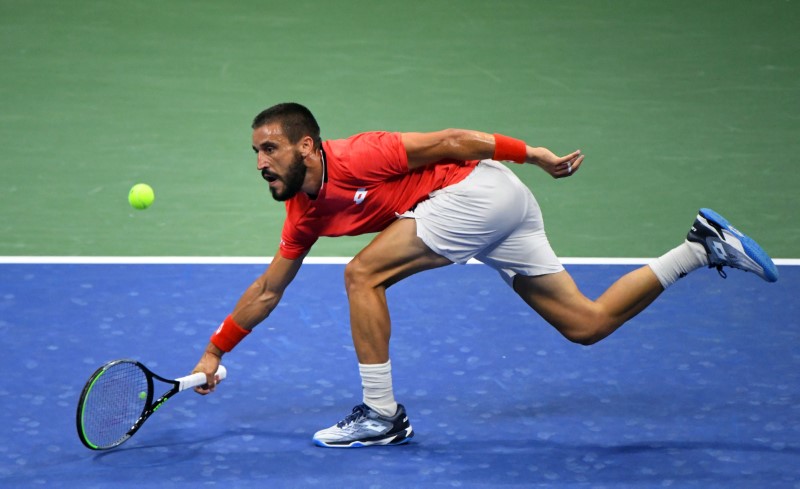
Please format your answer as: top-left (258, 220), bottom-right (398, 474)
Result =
top-left (268, 151), bottom-right (307, 201)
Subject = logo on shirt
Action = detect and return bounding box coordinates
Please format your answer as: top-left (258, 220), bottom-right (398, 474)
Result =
top-left (353, 188), bottom-right (368, 205)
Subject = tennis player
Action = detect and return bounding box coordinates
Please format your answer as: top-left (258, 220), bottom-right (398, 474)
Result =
top-left (192, 102), bottom-right (778, 448)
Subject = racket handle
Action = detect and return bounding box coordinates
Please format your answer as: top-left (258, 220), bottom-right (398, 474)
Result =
top-left (177, 365), bottom-right (228, 391)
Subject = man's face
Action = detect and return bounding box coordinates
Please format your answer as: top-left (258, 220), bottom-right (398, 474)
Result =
top-left (252, 122), bottom-right (307, 201)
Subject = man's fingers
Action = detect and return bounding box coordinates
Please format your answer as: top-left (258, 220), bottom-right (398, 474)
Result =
top-left (192, 371), bottom-right (218, 395)
top-left (556, 153), bottom-right (584, 178)
top-left (570, 154), bottom-right (584, 172)
top-left (557, 149), bottom-right (581, 164)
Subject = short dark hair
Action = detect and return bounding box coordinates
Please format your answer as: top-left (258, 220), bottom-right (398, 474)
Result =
top-left (251, 102), bottom-right (322, 149)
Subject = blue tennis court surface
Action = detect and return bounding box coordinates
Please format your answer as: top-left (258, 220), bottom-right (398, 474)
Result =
top-left (1, 263), bottom-right (798, 488)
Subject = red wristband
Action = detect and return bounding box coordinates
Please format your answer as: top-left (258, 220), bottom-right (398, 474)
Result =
top-left (210, 315), bottom-right (250, 352)
top-left (492, 134), bottom-right (527, 163)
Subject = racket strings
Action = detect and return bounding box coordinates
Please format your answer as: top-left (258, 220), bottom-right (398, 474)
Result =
top-left (80, 362), bottom-right (148, 448)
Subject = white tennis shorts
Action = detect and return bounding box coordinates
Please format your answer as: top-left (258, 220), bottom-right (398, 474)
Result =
top-left (399, 160), bottom-right (564, 286)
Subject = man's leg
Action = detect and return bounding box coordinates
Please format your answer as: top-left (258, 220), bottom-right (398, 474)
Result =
top-left (513, 207), bottom-right (779, 345)
top-left (313, 218), bottom-right (451, 448)
top-left (344, 218), bottom-right (452, 364)
top-left (513, 266), bottom-right (664, 345)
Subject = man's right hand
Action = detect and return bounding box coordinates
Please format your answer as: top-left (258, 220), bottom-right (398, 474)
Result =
top-left (192, 344), bottom-right (224, 394)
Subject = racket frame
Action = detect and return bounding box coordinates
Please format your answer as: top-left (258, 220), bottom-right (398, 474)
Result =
top-left (76, 359), bottom-right (226, 450)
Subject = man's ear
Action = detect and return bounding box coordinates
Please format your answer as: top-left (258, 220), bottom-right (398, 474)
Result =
top-left (300, 135), bottom-right (315, 158)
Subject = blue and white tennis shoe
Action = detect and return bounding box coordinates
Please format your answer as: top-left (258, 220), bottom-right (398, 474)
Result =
top-left (313, 403), bottom-right (414, 448)
top-left (687, 208), bottom-right (778, 282)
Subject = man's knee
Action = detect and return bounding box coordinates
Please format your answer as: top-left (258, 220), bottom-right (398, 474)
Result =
top-left (344, 256), bottom-right (375, 292)
top-left (561, 327), bottom-right (603, 346)
top-left (557, 312), bottom-right (613, 346)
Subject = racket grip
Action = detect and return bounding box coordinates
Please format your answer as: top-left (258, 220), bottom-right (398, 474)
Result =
top-left (177, 365), bottom-right (228, 391)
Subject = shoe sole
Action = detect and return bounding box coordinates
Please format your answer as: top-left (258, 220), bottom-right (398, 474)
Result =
top-left (699, 208), bottom-right (779, 283)
top-left (313, 428), bottom-right (414, 448)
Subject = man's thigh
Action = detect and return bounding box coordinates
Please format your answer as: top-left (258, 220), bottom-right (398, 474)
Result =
top-left (350, 218), bottom-right (453, 288)
top-left (512, 270), bottom-right (599, 335)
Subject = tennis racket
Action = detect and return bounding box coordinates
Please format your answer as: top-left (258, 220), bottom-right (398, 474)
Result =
top-left (76, 359), bottom-right (227, 450)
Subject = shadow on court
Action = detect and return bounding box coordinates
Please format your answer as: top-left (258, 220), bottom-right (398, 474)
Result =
top-left (0, 263), bottom-right (797, 488)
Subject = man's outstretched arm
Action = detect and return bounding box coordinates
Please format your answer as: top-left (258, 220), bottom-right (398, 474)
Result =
top-left (192, 252), bottom-right (305, 392)
top-left (401, 129), bottom-right (584, 179)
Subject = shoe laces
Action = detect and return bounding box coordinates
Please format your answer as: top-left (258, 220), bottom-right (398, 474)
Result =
top-left (337, 404), bottom-right (369, 428)
top-left (713, 264), bottom-right (727, 279)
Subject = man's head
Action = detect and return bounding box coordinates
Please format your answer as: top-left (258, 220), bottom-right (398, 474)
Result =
top-left (252, 103), bottom-right (321, 150)
top-left (251, 103), bottom-right (321, 201)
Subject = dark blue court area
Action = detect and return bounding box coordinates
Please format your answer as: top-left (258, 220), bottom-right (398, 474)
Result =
top-left (1, 263), bottom-right (798, 488)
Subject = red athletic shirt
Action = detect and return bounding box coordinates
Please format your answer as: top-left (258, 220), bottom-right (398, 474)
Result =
top-left (278, 131), bottom-right (479, 259)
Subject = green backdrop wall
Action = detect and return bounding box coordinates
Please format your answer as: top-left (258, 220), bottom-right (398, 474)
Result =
top-left (2, 1), bottom-right (797, 258)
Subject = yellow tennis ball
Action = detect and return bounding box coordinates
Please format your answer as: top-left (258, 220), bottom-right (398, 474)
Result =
top-left (128, 183), bottom-right (155, 210)
top-left (138, 391), bottom-right (147, 400)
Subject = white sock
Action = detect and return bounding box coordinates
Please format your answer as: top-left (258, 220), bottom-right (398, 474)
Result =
top-left (649, 240), bottom-right (709, 289)
top-left (359, 360), bottom-right (398, 417)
